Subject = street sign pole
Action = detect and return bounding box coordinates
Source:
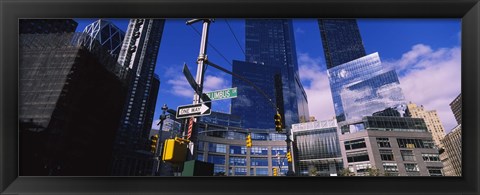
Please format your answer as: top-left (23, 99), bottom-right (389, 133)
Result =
top-left (185, 19), bottom-right (213, 161)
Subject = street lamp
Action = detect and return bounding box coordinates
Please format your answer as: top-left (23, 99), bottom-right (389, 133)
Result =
top-left (153, 104), bottom-right (168, 176)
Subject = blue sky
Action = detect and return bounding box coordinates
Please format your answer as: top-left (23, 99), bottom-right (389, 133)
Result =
top-left (75, 18), bottom-right (461, 133)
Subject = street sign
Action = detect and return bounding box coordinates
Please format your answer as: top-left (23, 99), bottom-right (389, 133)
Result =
top-left (205, 87), bottom-right (238, 101)
top-left (176, 102), bottom-right (212, 119)
top-left (183, 63), bottom-right (212, 103)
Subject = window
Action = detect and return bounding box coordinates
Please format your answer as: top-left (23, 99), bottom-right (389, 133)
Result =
top-left (383, 162), bottom-right (398, 173)
top-left (271, 158), bottom-right (288, 166)
top-left (379, 149), bottom-right (394, 161)
top-left (250, 147), bottom-right (268, 155)
top-left (422, 153), bottom-right (440, 162)
top-left (197, 153), bottom-right (204, 161)
top-left (404, 163), bottom-right (419, 172)
top-left (401, 150), bottom-right (416, 161)
top-left (229, 156), bottom-right (246, 166)
top-left (255, 168), bottom-right (269, 176)
top-left (397, 138), bottom-right (434, 149)
top-left (376, 138), bottom-right (391, 148)
top-left (347, 150), bottom-right (370, 162)
top-left (234, 167), bottom-right (247, 176)
top-left (230, 145), bottom-right (247, 155)
top-left (355, 163), bottom-right (372, 173)
top-left (214, 165), bottom-right (225, 174)
top-left (427, 167), bottom-right (443, 176)
top-left (271, 147), bottom-right (287, 155)
top-left (208, 143), bottom-right (226, 153)
top-left (344, 138), bottom-right (367, 150)
top-left (207, 155), bottom-right (225, 165)
top-left (251, 157), bottom-right (268, 166)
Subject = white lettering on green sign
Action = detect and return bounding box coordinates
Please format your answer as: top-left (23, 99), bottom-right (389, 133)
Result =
top-left (206, 87), bottom-right (238, 101)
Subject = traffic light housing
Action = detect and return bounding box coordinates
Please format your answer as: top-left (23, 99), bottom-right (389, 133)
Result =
top-left (150, 134), bottom-right (159, 153)
top-left (286, 151), bottom-right (292, 162)
top-left (246, 134), bottom-right (252, 148)
top-left (274, 113), bottom-right (282, 132)
top-left (273, 168), bottom-right (278, 176)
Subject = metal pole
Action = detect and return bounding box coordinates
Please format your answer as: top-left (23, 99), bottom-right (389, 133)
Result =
top-left (185, 19), bottom-right (212, 160)
top-left (152, 104), bottom-right (168, 176)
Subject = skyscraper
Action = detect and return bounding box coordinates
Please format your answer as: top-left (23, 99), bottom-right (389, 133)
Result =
top-left (406, 103), bottom-right (446, 148)
top-left (232, 19), bottom-right (309, 129)
top-left (19, 32), bottom-right (128, 176)
top-left (319, 19), bottom-right (406, 123)
top-left (449, 94), bottom-right (462, 125)
top-left (19, 19), bottom-right (78, 34)
top-left (318, 19), bottom-right (366, 69)
top-left (111, 19), bottom-right (165, 176)
top-left (82, 19), bottom-right (125, 59)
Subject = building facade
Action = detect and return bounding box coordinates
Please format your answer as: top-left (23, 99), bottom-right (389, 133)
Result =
top-left (328, 52), bottom-right (406, 123)
top-left (449, 94), bottom-right (462, 125)
top-left (19, 32), bottom-right (128, 176)
top-left (231, 19), bottom-right (309, 129)
top-left (441, 124), bottom-right (462, 176)
top-left (189, 112), bottom-right (288, 176)
top-left (82, 19), bottom-right (125, 59)
top-left (338, 115), bottom-right (443, 176)
top-left (20, 19), bottom-right (78, 34)
top-left (291, 119), bottom-right (343, 176)
top-left (406, 102), bottom-right (446, 148)
top-left (111, 19), bottom-right (165, 176)
top-left (318, 19), bottom-right (366, 69)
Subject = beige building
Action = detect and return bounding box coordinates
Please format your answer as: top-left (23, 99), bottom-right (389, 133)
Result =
top-left (406, 103), bottom-right (446, 148)
top-left (441, 125), bottom-right (462, 176)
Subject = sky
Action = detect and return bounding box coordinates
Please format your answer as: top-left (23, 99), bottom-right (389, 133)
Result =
top-left (75, 18), bottom-right (461, 134)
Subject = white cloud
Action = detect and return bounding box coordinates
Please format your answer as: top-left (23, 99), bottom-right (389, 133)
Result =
top-left (298, 53), bottom-right (336, 121)
top-left (204, 75), bottom-right (229, 92)
top-left (167, 76), bottom-right (194, 98)
top-left (391, 44), bottom-right (461, 133)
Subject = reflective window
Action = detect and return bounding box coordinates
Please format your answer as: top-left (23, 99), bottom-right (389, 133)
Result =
top-left (234, 167), bottom-right (247, 176)
top-left (197, 153), bottom-right (204, 161)
top-left (379, 149), bottom-right (394, 161)
top-left (251, 157), bottom-right (269, 166)
top-left (251, 146), bottom-right (268, 155)
top-left (347, 150), bottom-right (369, 162)
top-left (255, 168), bottom-right (269, 176)
top-left (229, 156), bottom-right (246, 166)
top-left (422, 153), bottom-right (440, 162)
top-left (208, 143), bottom-right (227, 153)
top-left (207, 155), bottom-right (226, 165)
top-left (397, 138), bottom-right (434, 149)
top-left (271, 158), bottom-right (288, 166)
top-left (229, 145), bottom-right (247, 155)
top-left (271, 147), bottom-right (287, 155)
top-left (376, 138), bottom-right (391, 148)
top-left (404, 163), bottom-right (419, 172)
top-left (382, 162), bottom-right (398, 173)
top-left (427, 166), bottom-right (443, 176)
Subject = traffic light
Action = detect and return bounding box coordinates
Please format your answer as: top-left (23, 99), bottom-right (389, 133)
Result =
top-left (246, 134), bottom-right (252, 148)
top-left (273, 168), bottom-right (278, 176)
top-left (150, 134), bottom-right (159, 153)
top-left (286, 151), bottom-right (292, 162)
top-left (274, 113), bottom-right (282, 132)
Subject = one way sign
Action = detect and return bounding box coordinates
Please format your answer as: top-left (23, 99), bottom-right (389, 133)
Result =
top-left (176, 102), bottom-right (212, 119)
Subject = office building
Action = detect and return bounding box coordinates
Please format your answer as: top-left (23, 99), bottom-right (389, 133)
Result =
top-left (19, 19), bottom-right (78, 34)
top-left (406, 102), bottom-right (446, 148)
top-left (82, 19), bottom-right (125, 59)
top-left (441, 125), bottom-right (461, 176)
top-left (328, 52), bottom-right (406, 123)
top-left (449, 94), bottom-right (462, 125)
top-left (232, 19), bottom-right (309, 129)
top-left (319, 19), bottom-right (406, 123)
top-left (291, 119), bottom-right (343, 176)
top-left (318, 19), bottom-right (366, 69)
top-left (19, 32), bottom-right (128, 176)
top-left (231, 60), bottom-right (282, 129)
top-left (338, 114), bottom-right (443, 176)
top-left (111, 19), bottom-right (165, 176)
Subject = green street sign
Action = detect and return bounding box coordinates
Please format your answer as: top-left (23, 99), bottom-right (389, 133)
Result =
top-left (205, 87), bottom-right (238, 101)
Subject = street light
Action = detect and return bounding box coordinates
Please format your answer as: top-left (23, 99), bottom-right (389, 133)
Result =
top-left (153, 104), bottom-right (168, 176)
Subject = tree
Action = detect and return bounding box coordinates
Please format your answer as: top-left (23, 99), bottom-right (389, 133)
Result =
top-left (338, 168), bottom-right (355, 176)
top-left (365, 167), bottom-right (383, 176)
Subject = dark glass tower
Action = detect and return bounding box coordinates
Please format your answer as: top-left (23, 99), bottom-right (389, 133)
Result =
top-left (232, 19), bottom-right (309, 129)
top-left (319, 19), bottom-right (405, 123)
top-left (111, 19), bottom-right (164, 176)
top-left (19, 19), bottom-right (78, 34)
top-left (19, 32), bottom-right (128, 176)
top-left (318, 19), bottom-right (366, 69)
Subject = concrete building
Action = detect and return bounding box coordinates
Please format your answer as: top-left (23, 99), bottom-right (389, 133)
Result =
top-left (441, 125), bottom-right (462, 176)
top-left (291, 119), bottom-right (343, 176)
top-left (406, 102), bottom-right (446, 148)
top-left (449, 94), bottom-right (462, 125)
top-left (338, 115), bottom-right (443, 176)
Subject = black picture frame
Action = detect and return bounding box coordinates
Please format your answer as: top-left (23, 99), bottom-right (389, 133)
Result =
top-left (1, 0), bottom-right (479, 194)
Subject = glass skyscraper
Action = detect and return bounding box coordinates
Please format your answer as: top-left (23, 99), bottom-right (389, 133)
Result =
top-left (319, 19), bottom-right (405, 123)
top-left (111, 19), bottom-right (164, 176)
top-left (232, 19), bottom-right (309, 129)
top-left (82, 19), bottom-right (125, 59)
top-left (318, 19), bottom-right (366, 69)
